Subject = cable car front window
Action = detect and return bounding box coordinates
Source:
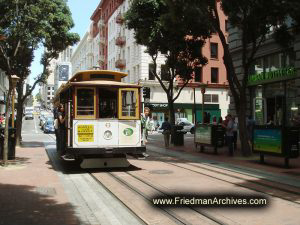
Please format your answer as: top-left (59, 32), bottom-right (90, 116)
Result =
top-left (77, 88), bottom-right (95, 116)
top-left (121, 90), bottom-right (136, 117)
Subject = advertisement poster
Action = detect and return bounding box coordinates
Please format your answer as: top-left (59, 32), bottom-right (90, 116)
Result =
top-left (195, 125), bottom-right (211, 145)
top-left (59, 65), bottom-right (69, 81)
top-left (253, 129), bottom-right (282, 154)
top-left (78, 124), bottom-right (94, 142)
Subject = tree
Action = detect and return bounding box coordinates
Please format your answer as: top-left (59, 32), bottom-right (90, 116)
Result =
top-left (125, 0), bottom-right (211, 127)
top-left (0, 0), bottom-right (79, 162)
top-left (175, 0), bottom-right (299, 156)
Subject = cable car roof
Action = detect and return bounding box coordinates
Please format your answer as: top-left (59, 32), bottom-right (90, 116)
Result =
top-left (69, 70), bottom-right (128, 82)
top-left (70, 80), bottom-right (141, 87)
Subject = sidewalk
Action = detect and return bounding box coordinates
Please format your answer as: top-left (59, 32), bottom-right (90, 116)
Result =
top-left (0, 144), bottom-right (80, 225)
top-left (148, 135), bottom-right (300, 181)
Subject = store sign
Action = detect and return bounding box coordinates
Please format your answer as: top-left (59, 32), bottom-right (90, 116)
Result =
top-left (77, 124), bottom-right (94, 142)
top-left (150, 103), bottom-right (169, 108)
top-left (248, 67), bottom-right (296, 86)
top-left (195, 125), bottom-right (211, 145)
top-left (253, 129), bottom-right (282, 154)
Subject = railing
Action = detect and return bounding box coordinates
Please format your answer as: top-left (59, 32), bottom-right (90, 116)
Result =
top-left (116, 13), bottom-right (124, 24)
top-left (115, 36), bottom-right (126, 46)
top-left (115, 59), bottom-right (126, 69)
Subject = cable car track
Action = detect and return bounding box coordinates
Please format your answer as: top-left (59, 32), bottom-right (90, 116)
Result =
top-left (90, 171), bottom-right (228, 225)
top-left (146, 152), bottom-right (300, 205)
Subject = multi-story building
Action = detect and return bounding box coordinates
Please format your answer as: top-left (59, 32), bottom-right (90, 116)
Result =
top-left (40, 46), bottom-right (73, 108)
top-left (108, 0), bottom-right (229, 125)
top-left (73, 0), bottom-right (230, 126)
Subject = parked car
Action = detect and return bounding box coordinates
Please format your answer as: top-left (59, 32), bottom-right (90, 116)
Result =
top-left (43, 119), bottom-right (55, 133)
top-left (40, 114), bottom-right (53, 128)
top-left (24, 112), bottom-right (34, 120)
top-left (176, 118), bottom-right (194, 134)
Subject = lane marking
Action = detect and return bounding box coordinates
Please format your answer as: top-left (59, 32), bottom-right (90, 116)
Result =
top-left (34, 116), bottom-right (38, 133)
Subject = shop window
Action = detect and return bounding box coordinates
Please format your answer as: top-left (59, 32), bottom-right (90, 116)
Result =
top-left (210, 43), bottom-right (218, 59)
top-left (211, 67), bottom-right (219, 83)
top-left (149, 63), bottom-right (155, 80)
top-left (118, 88), bottom-right (139, 119)
top-left (76, 88), bottom-right (95, 118)
top-left (195, 67), bottom-right (202, 82)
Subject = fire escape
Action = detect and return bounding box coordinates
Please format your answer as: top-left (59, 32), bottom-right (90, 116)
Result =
top-left (97, 17), bottom-right (106, 69)
top-left (115, 12), bottom-right (126, 69)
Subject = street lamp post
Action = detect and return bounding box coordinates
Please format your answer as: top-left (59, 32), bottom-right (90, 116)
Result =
top-left (199, 83), bottom-right (207, 124)
top-left (11, 75), bottom-right (20, 129)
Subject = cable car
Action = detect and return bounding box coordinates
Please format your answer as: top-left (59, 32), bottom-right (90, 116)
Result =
top-left (53, 70), bottom-right (146, 168)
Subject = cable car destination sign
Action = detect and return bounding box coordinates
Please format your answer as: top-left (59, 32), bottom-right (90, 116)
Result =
top-left (247, 67), bottom-right (296, 86)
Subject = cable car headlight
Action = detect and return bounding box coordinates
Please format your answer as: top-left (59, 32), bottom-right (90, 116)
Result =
top-left (103, 130), bottom-right (113, 140)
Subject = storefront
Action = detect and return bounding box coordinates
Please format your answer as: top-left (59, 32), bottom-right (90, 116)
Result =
top-left (248, 51), bottom-right (300, 164)
top-left (146, 102), bottom-right (221, 126)
top-left (248, 51), bottom-right (300, 126)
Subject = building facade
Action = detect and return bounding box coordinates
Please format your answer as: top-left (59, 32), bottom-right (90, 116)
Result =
top-left (72, 0), bottom-right (230, 126)
top-left (229, 24), bottom-right (300, 127)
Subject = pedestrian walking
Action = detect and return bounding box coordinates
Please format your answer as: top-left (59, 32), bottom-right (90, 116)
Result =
top-left (161, 117), bottom-right (171, 148)
top-left (141, 107), bottom-right (152, 145)
top-left (222, 114), bottom-right (234, 156)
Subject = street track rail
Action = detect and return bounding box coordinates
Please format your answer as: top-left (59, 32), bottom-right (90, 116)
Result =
top-left (147, 151), bottom-right (300, 205)
top-left (90, 171), bottom-right (228, 225)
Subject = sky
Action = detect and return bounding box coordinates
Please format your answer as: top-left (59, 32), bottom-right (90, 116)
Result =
top-left (30, 0), bottom-right (100, 95)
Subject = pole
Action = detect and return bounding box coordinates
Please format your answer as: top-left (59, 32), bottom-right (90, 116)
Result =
top-left (202, 91), bottom-right (204, 124)
top-left (193, 88), bottom-right (196, 124)
top-left (12, 88), bottom-right (15, 129)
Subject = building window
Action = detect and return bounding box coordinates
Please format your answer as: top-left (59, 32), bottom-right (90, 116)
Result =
top-left (48, 87), bottom-right (51, 90)
top-left (210, 43), bottom-right (218, 59)
top-left (203, 94), bottom-right (219, 103)
top-left (48, 92), bottom-right (50, 95)
top-left (212, 94), bottom-right (219, 103)
top-left (204, 94), bottom-right (211, 102)
top-left (161, 64), bottom-right (169, 81)
top-left (211, 67), bottom-right (219, 83)
top-left (47, 97), bottom-right (50, 100)
top-left (149, 64), bottom-right (155, 80)
top-left (194, 67), bottom-right (202, 82)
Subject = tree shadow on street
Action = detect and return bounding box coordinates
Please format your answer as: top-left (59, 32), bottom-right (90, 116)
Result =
top-left (0, 183), bottom-right (87, 225)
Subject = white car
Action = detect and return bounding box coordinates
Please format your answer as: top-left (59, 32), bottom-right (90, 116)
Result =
top-left (177, 121), bottom-right (194, 134)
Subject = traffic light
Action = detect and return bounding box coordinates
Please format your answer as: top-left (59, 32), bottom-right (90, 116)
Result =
top-left (143, 87), bottom-right (150, 99)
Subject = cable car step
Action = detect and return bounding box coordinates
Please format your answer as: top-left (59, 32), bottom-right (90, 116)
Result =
top-left (80, 157), bottom-right (130, 169)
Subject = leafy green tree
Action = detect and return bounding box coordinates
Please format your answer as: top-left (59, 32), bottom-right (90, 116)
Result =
top-left (125, 0), bottom-right (211, 127)
top-left (174, 0), bottom-right (299, 156)
top-left (0, 0), bottom-right (79, 162)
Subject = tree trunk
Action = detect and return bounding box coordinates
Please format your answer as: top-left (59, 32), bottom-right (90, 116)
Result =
top-left (2, 88), bottom-right (12, 165)
top-left (16, 82), bottom-right (24, 146)
top-left (168, 97), bottom-right (176, 144)
top-left (237, 93), bottom-right (252, 156)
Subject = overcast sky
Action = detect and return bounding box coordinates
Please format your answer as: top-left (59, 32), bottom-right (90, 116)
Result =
top-left (30, 0), bottom-right (100, 95)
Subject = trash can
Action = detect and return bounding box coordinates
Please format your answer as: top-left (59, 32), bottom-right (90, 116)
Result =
top-left (173, 125), bottom-right (184, 146)
top-left (0, 128), bottom-right (16, 160)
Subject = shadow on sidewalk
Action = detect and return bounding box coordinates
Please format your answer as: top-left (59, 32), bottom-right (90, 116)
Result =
top-left (0, 183), bottom-right (86, 225)
top-left (21, 141), bottom-right (45, 148)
